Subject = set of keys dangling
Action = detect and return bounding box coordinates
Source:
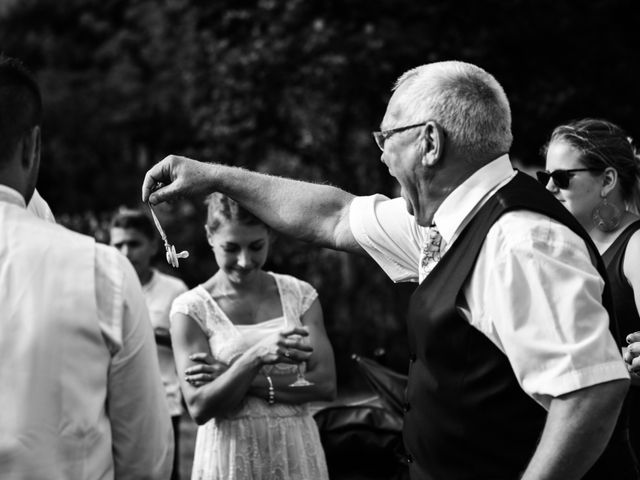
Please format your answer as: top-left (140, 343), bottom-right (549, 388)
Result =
top-left (148, 203), bottom-right (189, 268)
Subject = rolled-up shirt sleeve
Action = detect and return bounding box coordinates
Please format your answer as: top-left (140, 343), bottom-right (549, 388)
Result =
top-left (468, 211), bottom-right (629, 409)
top-left (349, 194), bottom-right (427, 283)
top-left (96, 245), bottom-right (174, 480)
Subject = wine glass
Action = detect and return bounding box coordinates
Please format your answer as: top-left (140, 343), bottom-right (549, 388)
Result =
top-left (287, 318), bottom-right (313, 387)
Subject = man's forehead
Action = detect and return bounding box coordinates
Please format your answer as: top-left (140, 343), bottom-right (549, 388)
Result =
top-left (381, 91), bottom-right (408, 129)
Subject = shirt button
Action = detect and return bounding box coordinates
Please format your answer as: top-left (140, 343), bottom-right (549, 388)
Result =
top-left (403, 402), bottom-right (411, 413)
top-left (406, 454), bottom-right (414, 464)
top-left (409, 353), bottom-right (417, 362)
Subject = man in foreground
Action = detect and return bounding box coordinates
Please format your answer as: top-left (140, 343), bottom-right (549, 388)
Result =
top-left (0, 56), bottom-right (174, 479)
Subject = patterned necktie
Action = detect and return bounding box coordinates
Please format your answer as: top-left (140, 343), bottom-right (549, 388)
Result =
top-left (419, 224), bottom-right (445, 283)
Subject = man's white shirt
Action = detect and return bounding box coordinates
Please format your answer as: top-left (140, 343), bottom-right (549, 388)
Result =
top-left (349, 155), bottom-right (628, 409)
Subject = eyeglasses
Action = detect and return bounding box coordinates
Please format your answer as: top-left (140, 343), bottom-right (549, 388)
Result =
top-left (535, 168), bottom-right (603, 190)
top-left (372, 121), bottom-right (431, 152)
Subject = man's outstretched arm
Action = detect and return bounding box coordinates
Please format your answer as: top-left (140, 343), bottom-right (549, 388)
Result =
top-left (142, 155), bottom-right (363, 253)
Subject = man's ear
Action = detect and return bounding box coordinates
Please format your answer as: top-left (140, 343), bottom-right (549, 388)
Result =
top-left (601, 166), bottom-right (618, 197)
top-left (20, 126), bottom-right (40, 171)
top-left (418, 121), bottom-right (445, 167)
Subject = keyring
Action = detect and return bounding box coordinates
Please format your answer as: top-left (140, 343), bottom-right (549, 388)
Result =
top-left (148, 203), bottom-right (189, 268)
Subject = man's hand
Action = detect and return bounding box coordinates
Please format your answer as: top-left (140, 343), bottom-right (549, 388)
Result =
top-left (142, 155), bottom-right (215, 205)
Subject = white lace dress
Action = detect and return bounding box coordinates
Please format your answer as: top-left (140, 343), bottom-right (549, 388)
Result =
top-left (170, 272), bottom-right (330, 480)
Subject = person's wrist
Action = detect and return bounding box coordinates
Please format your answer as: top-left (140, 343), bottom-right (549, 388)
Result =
top-left (207, 162), bottom-right (222, 190)
top-left (208, 162), bottom-right (235, 193)
top-left (248, 343), bottom-right (274, 368)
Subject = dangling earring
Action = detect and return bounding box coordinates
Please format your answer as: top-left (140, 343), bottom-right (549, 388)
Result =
top-left (591, 195), bottom-right (622, 232)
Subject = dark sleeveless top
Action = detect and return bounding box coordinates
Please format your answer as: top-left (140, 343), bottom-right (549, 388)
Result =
top-left (602, 220), bottom-right (640, 338)
top-left (402, 173), bottom-right (634, 479)
top-left (603, 220), bottom-right (640, 462)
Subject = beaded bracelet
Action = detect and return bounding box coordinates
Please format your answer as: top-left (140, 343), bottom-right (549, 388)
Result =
top-left (265, 374), bottom-right (275, 405)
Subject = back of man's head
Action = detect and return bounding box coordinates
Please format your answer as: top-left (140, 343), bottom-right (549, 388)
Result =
top-left (0, 56), bottom-right (42, 166)
top-left (394, 61), bottom-right (512, 159)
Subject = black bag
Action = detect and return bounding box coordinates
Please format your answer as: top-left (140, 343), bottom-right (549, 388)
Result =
top-left (313, 355), bottom-right (409, 480)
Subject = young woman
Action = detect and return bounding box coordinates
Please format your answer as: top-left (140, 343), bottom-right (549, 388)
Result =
top-left (170, 193), bottom-right (336, 480)
top-left (540, 118), bottom-right (640, 461)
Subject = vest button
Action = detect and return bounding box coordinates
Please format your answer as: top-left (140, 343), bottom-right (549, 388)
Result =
top-left (403, 402), bottom-right (411, 413)
top-left (409, 353), bottom-right (417, 362)
top-left (405, 454), bottom-right (414, 464)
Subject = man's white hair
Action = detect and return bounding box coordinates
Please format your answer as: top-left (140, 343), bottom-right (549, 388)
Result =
top-left (393, 61), bottom-right (512, 158)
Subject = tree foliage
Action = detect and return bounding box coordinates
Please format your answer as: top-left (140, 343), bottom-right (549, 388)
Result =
top-left (1, 0), bottom-right (638, 383)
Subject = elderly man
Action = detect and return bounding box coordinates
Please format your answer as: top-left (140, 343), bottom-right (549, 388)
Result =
top-left (143, 61), bottom-right (632, 479)
top-left (0, 56), bottom-right (174, 479)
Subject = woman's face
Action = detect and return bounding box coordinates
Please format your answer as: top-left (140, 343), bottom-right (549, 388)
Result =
top-left (544, 140), bottom-right (605, 226)
top-left (207, 220), bottom-right (270, 284)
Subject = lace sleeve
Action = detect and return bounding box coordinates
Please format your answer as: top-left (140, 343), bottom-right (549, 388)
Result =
top-left (169, 289), bottom-right (212, 337)
top-left (275, 273), bottom-right (318, 319)
top-left (297, 279), bottom-right (318, 315)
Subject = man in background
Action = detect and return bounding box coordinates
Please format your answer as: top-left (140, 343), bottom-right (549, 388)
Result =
top-left (110, 208), bottom-right (188, 480)
top-left (0, 55), bottom-right (173, 479)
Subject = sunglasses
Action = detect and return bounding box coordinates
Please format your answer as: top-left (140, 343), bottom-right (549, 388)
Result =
top-left (535, 168), bottom-right (603, 190)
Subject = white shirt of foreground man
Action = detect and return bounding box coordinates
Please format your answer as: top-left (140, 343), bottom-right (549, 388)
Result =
top-left (350, 154), bottom-right (628, 409)
top-left (0, 185), bottom-right (173, 480)
top-left (27, 188), bottom-right (55, 223)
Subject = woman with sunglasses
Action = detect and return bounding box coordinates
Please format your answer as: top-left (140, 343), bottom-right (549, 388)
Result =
top-left (541, 118), bottom-right (640, 460)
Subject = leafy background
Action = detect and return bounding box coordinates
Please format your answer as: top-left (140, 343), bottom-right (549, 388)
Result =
top-left (2, 0), bottom-right (639, 388)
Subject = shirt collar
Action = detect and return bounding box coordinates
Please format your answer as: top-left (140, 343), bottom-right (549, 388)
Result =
top-left (0, 184), bottom-right (27, 209)
top-left (433, 154), bottom-right (516, 245)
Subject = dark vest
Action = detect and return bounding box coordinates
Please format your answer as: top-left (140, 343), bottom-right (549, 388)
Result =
top-left (403, 173), bottom-right (631, 479)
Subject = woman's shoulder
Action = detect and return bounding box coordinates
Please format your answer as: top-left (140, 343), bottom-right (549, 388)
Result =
top-left (624, 223), bottom-right (640, 260)
top-left (269, 271), bottom-right (315, 291)
top-left (174, 285), bottom-right (205, 304)
top-left (611, 219), bottom-right (640, 256)
top-left (170, 285), bottom-right (208, 316)
top-left (269, 271), bottom-right (318, 315)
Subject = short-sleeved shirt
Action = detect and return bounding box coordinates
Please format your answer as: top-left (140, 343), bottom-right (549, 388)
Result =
top-left (349, 155), bottom-right (628, 409)
top-left (143, 269), bottom-right (188, 416)
top-left (27, 189), bottom-right (55, 223)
